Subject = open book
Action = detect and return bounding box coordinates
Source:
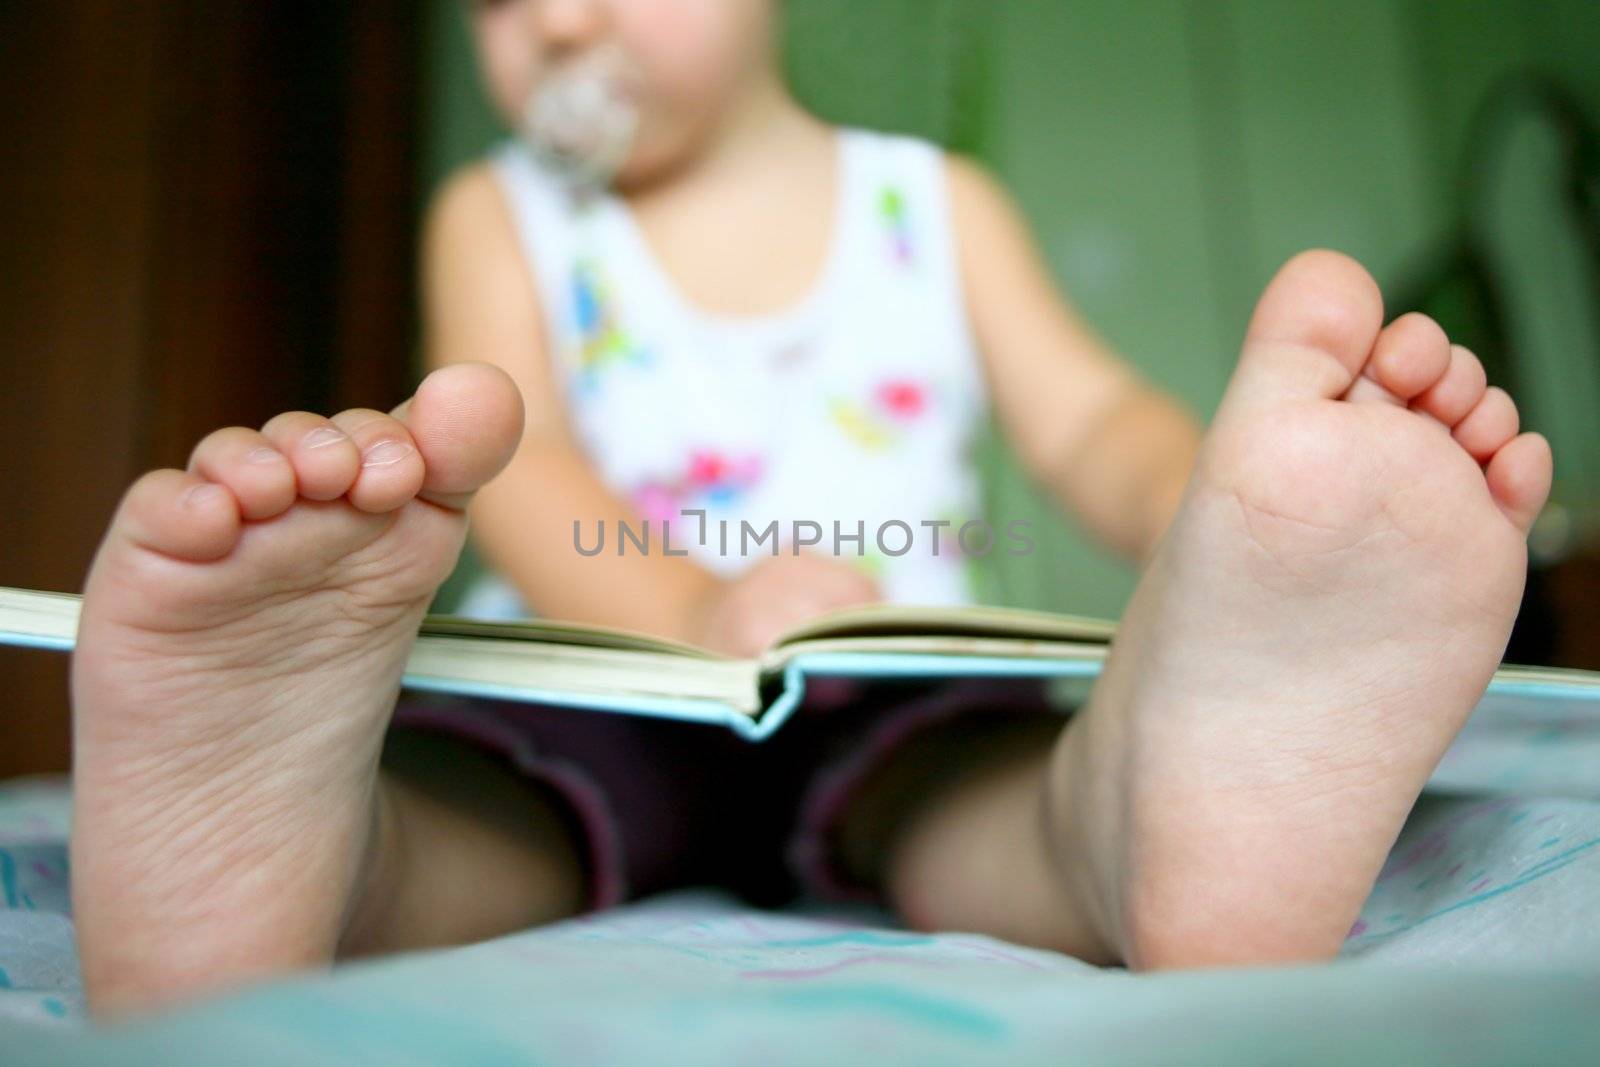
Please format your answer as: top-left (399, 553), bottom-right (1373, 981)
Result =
top-left (4, 586), bottom-right (1598, 743)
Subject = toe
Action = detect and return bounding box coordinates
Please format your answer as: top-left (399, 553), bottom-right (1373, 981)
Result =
top-left (1230, 250), bottom-right (1385, 409)
top-left (262, 413), bottom-right (363, 501)
top-left (1410, 345), bottom-right (1487, 428)
top-left (394, 363), bottom-right (525, 509)
top-left (329, 410), bottom-right (426, 514)
top-left (1345, 313), bottom-right (1451, 405)
top-left (115, 469), bottom-right (241, 562)
top-left (1485, 432), bottom-right (1554, 534)
top-left (187, 427), bottom-right (297, 521)
top-left (1452, 386), bottom-right (1519, 463)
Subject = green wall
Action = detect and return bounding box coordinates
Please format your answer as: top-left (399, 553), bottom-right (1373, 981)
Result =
top-left (421, 0), bottom-right (1600, 619)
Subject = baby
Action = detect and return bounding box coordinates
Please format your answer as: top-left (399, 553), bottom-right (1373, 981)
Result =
top-left (68, 0), bottom-right (1552, 1015)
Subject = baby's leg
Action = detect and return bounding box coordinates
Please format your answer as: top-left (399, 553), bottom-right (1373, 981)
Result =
top-left (856, 251), bottom-right (1552, 966)
top-left (71, 364), bottom-right (584, 1016)
top-left (831, 709), bottom-right (1102, 956)
top-left (341, 730), bottom-right (588, 959)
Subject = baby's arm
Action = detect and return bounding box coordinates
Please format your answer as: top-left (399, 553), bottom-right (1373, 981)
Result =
top-left (947, 158), bottom-right (1200, 562)
top-left (421, 166), bottom-right (875, 651)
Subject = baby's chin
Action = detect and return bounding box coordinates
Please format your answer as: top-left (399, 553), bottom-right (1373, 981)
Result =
top-left (609, 153), bottom-right (676, 192)
top-left (607, 128), bottom-right (710, 192)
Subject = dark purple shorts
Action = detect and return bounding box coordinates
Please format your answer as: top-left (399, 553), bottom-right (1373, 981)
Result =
top-left (392, 676), bottom-right (1065, 911)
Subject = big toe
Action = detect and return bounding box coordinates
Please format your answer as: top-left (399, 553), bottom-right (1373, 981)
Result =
top-left (395, 363), bottom-right (525, 509)
top-left (1226, 250), bottom-right (1385, 412)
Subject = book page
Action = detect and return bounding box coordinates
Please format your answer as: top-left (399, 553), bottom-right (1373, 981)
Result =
top-left (761, 634), bottom-right (1111, 676)
top-left (420, 615), bottom-right (724, 659)
top-left (0, 587), bottom-right (728, 660)
top-left (0, 588), bottom-right (1119, 659)
top-left (405, 635), bottom-right (756, 712)
top-left (0, 588), bottom-right (79, 649)
top-left (768, 601), bottom-right (1116, 648)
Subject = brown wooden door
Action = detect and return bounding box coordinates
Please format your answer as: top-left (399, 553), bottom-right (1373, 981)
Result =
top-left (0, 3), bottom-right (421, 777)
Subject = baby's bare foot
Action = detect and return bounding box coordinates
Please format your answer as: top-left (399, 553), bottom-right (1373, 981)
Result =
top-left (71, 364), bottom-right (523, 1014)
top-left (1053, 251), bottom-right (1552, 967)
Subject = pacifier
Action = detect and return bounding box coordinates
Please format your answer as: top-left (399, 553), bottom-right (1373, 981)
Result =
top-left (522, 45), bottom-right (640, 189)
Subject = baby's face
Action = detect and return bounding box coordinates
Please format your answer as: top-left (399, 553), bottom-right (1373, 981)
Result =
top-left (472, 0), bottom-right (775, 185)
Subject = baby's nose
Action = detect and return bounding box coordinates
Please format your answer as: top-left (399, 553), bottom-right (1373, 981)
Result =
top-left (533, 0), bottom-right (609, 52)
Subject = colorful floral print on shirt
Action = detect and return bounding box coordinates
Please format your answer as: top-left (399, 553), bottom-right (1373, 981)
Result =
top-left (570, 258), bottom-right (651, 389)
top-left (829, 377), bottom-right (931, 451)
top-left (879, 185), bottom-right (914, 266)
top-left (632, 450), bottom-right (766, 524)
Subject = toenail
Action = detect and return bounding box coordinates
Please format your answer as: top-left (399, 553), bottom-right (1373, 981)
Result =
top-left (245, 446), bottom-right (283, 464)
top-left (304, 427), bottom-right (348, 449)
top-left (362, 440), bottom-right (414, 468)
top-left (181, 483), bottom-right (228, 510)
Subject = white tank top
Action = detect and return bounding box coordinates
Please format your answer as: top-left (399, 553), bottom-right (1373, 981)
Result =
top-left (462, 128), bottom-right (990, 618)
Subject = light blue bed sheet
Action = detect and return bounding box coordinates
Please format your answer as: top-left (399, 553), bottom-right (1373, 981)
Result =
top-left (3, 684), bottom-right (1600, 1064)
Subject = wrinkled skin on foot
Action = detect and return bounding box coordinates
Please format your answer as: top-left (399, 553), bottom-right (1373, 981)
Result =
top-left (71, 364), bottom-right (523, 1015)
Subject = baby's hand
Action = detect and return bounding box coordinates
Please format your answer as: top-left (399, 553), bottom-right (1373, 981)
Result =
top-left (691, 555), bottom-right (881, 658)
